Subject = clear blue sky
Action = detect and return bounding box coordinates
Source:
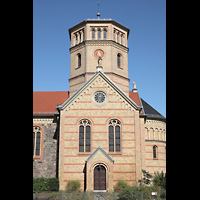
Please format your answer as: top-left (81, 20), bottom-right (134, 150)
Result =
top-left (33, 0), bottom-right (166, 117)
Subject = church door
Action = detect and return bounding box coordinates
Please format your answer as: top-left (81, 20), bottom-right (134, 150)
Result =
top-left (94, 165), bottom-right (106, 190)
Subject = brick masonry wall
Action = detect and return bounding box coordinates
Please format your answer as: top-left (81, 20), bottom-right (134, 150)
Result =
top-left (33, 119), bottom-right (59, 178)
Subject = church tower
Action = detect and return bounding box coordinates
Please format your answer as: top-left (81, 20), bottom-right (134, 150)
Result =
top-left (68, 19), bottom-right (130, 97)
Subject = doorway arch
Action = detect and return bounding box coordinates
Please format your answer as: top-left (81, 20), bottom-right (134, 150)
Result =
top-left (94, 165), bottom-right (106, 190)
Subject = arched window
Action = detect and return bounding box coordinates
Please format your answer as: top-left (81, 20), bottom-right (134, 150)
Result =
top-left (92, 29), bottom-right (95, 39)
top-left (153, 145), bottom-right (158, 159)
top-left (75, 34), bottom-right (78, 44)
top-left (79, 119), bottom-right (91, 152)
top-left (108, 119), bottom-right (121, 152)
top-left (117, 53), bottom-right (121, 68)
top-left (121, 34), bottom-right (123, 45)
top-left (98, 29), bottom-right (101, 39)
top-left (33, 125), bottom-right (43, 159)
top-left (104, 29), bottom-right (107, 39)
top-left (77, 53), bottom-right (81, 68)
top-left (79, 32), bottom-right (82, 42)
top-left (117, 32), bottom-right (119, 43)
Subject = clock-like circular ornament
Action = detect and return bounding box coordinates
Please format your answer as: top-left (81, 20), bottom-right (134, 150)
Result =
top-left (94, 91), bottom-right (106, 103)
top-left (94, 49), bottom-right (104, 59)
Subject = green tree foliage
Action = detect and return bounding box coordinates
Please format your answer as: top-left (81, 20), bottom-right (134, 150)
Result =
top-left (138, 169), bottom-right (153, 186)
top-left (118, 186), bottom-right (141, 200)
top-left (153, 171), bottom-right (166, 189)
top-left (114, 180), bottom-right (129, 191)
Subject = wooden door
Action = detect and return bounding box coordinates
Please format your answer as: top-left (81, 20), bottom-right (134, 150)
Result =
top-left (94, 165), bottom-right (106, 190)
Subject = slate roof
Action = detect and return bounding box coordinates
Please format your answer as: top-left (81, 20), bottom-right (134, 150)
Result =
top-left (140, 98), bottom-right (165, 121)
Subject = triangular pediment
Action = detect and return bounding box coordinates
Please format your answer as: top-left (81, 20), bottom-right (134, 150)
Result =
top-left (57, 71), bottom-right (142, 112)
top-left (86, 146), bottom-right (114, 163)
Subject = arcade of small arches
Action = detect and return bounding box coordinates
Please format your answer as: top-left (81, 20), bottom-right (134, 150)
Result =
top-left (144, 127), bottom-right (166, 141)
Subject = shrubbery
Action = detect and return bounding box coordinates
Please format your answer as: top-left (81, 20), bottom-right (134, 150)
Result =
top-left (66, 180), bottom-right (81, 192)
top-left (115, 170), bottom-right (166, 200)
top-left (114, 180), bottom-right (129, 191)
top-left (33, 177), bottom-right (59, 192)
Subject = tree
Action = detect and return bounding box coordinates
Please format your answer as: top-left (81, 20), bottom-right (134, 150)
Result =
top-left (153, 171), bottom-right (166, 189)
top-left (138, 169), bottom-right (153, 186)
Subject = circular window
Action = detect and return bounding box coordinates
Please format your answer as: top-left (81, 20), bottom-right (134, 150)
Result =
top-left (94, 91), bottom-right (106, 103)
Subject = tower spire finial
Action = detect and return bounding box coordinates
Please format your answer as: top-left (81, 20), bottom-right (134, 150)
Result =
top-left (97, 0), bottom-right (100, 19)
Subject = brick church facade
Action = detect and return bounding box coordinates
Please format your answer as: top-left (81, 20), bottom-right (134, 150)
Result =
top-left (33, 19), bottom-right (166, 191)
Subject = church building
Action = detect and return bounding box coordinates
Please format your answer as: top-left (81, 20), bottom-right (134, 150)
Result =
top-left (33, 17), bottom-right (166, 192)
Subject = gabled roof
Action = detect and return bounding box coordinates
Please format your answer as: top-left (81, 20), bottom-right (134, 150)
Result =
top-left (85, 146), bottom-right (114, 163)
top-left (56, 71), bottom-right (142, 111)
top-left (33, 91), bottom-right (69, 116)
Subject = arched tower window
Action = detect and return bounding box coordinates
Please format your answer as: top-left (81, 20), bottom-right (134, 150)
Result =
top-left (77, 53), bottom-right (81, 68)
top-left (92, 29), bottom-right (95, 39)
top-left (33, 125), bottom-right (43, 159)
top-left (79, 119), bottom-right (91, 152)
top-left (98, 29), bottom-right (101, 39)
top-left (75, 34), bottom-right (78, 44)
top-left (117, 53), bottom-right (121, 68)
top-left (108, 119), bottom-right (121, 152)
top-left (104, 29), bottom-right (107, 39)
top-left (153, 145), bottom-right (158, 159)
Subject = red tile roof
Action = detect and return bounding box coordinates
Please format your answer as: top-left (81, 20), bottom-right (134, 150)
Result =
top-left (33, 91), bottom-right (141, 115)
top-left (129, 91), bottom-right (141, 107)
top-left (33, 91), bottom-right (69, 115)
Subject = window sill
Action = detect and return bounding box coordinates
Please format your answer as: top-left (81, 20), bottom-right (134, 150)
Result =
top-left (33, 156), bottom-right (42, 160)
top-left (108, 152), bottom-right (122, 155)
top-left (78, 152), bottom-right (92, 155)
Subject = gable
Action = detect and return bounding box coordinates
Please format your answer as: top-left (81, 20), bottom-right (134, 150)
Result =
top-left (86, 146), bottom-right (114, 163)
top-left (57, 71), bottom-right (142, 113)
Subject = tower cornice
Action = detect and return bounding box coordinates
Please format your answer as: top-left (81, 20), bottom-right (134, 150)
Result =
top-left (69, 40), bottom-right (129, 53)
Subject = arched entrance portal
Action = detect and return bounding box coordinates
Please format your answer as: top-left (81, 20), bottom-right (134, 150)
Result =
top-left (94, 165), bottom-right (106, 190)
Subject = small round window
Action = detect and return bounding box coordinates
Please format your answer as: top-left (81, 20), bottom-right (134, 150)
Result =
top-left (94, 91), bottom-right (106, 103)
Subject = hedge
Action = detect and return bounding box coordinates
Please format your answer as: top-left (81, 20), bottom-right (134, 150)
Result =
top-left (33, 177), bottom-right (59, 192)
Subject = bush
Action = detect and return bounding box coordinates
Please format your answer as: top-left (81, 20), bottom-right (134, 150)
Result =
top-left (33, 177), bottom-right (59, 192)
top-left (118, 186), bottom-right (141, 200)
top-left (66, 180), bottom-right (81, 192)
top-left (114, 180), bottom-right (129, 191)
top-left (118, 185), bottom-right (166, 200)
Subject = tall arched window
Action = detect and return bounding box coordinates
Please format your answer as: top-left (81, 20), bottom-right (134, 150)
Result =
top-left (92, 29), bottom-right (95, 39)
top-left (121, 34), bottom-right (123, 45)
top-left (117, 53), bottom-right (121, 68)
top-left (79, 119), bottom-right (91, 152)
top-left (98, 29), bottom-right (101, 39)
top-left (108, 119), bottom-right (121, 152)
top-left (75, 34), bottom-right (78, 44)
top-left (33, 125), bottom-right (43, 159)
top-left (117, 32), bottom-right (119, 43)
top-left (104, 29), bottom-right (107, 39)
top-left (153, 145), bottom-right (158, 159)
top-left (77, 53), bottom-right (81, 68)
